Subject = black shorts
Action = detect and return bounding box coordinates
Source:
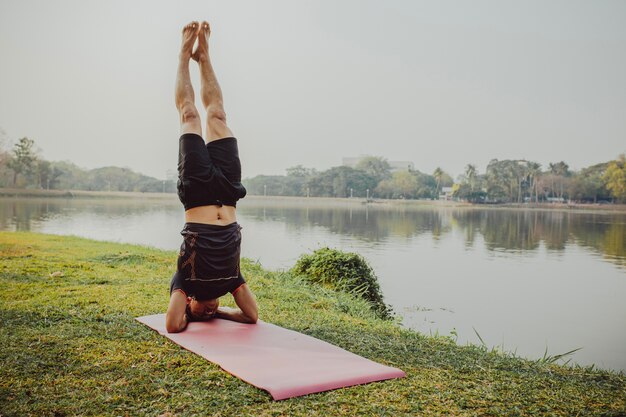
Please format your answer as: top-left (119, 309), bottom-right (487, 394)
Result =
top-left (177, 134), bottom-right (247, 210)
top-left (170, 222), bottom-right (246, 300)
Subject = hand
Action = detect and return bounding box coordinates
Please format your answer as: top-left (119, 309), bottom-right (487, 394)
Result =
top-left (215, 306), bottom-right (257, 324)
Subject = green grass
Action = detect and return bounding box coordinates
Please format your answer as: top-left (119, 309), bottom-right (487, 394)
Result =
top-left (1, 231), bottom-right (625, 417)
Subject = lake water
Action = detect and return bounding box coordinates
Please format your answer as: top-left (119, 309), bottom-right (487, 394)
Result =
top-left (1, 196), bottom-right (625, 372)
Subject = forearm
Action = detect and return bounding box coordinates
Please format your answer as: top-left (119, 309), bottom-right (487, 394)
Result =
top-left (215, 306), bottom-right (256, 324)
top-left (177, 314), bottom-right (189, 332)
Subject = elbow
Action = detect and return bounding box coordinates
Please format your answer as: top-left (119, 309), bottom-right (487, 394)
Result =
top-left (166, 323), bottom-right (182, 333)
top-left (165, 318), bottom-right (185, 333)
top-left (247, 311), bottom-right (258, 324)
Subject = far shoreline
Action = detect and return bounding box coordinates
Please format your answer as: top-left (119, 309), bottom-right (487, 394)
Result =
top-left (1, 187), bottom-right (625, 213)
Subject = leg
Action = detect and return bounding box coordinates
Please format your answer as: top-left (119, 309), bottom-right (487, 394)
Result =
top-left (176, 22), bottom-right (202, 136)
top-left (193, 21), bottom-right (234, 142)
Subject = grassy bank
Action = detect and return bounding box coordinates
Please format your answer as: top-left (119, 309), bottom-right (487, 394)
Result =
top-left (1, 232), bottom-right (625, 416)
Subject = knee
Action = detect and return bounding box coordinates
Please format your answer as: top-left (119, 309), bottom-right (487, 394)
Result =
top-left (207, 105), bottom-right (227, 123)
top-left (178, 102), bottom-right (200, 123)
top-left (180, 108), bottom-right (200, 125)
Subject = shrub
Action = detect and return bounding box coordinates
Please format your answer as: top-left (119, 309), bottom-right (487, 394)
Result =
top-left (291, 247), bottom-right (392, 319)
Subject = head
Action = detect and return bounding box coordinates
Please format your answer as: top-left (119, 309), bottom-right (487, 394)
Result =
top-left (186, 297), bottom-right (220, 321)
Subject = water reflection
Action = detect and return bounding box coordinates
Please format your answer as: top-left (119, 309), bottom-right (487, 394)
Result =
top-left (0, 197), bottom-right (181, 230)
top-left (237, 204), bottom-right (626, 268)
top-left (2, 198), bottom-right (624, 269)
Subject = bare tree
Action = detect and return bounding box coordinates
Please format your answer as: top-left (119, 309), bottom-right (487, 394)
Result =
top-left (8, 137), bottom-right (37, 187)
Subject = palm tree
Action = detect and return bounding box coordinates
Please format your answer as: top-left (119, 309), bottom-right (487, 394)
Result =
top-left (548, 161), bottom-right (570, 200)
top-left (526, 162), bottom-right (542, 202)
top-left (465, 164), bottom-right (478, 192)
top-left (433, 167), bottom-right (443, 197)
top-left (549, 161), bottom-right (569, 176)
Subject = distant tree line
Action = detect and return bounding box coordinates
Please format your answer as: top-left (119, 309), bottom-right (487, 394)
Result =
top-left (2, 135), bottom-right (624, 203)
top-left (245, 155), bottom-right (626, 204)
top-left (454, 158), bottom-right (625, 204)
top-left (246, 156), bottom-right (451, 200)
top-left (0, 137), bottom-right (176, 193)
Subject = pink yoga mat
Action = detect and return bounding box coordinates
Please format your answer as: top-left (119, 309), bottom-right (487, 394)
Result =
top-left (136, 314), bottom-right (405, 400)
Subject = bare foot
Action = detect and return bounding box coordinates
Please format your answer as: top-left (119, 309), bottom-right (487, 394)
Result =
top-left (180, 21), bottom-right (199, 59)
top-left (192, 21), bottom-right (210, 62)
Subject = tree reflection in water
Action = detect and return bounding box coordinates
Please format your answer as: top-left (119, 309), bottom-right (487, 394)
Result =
top-left (238, 204), bottom-right (625, 268)
top-left (1, 197), bottom-right (624, 269)
top-left (0, 197), bottom-right (181, 232)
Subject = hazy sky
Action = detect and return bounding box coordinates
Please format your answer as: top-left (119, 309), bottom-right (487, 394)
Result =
top-left (1, 0), bottom-right (625, 180)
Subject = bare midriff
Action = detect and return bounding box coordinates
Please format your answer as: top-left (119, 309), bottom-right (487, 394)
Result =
top-left (185, 205), bottom-right (237, 226)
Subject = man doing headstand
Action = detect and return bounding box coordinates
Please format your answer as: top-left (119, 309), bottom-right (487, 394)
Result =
top-left (165, 21), bottom-right (258, 333)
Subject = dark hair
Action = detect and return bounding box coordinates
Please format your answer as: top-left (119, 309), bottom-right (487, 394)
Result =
top-left (185, 302), bottom-right (216, 322)
top-left (185, 303), bottom-right (202, 322)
